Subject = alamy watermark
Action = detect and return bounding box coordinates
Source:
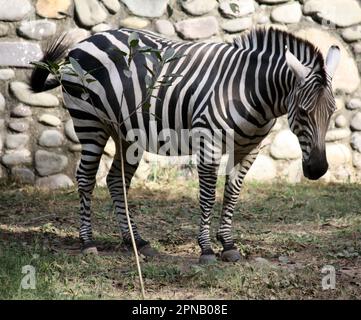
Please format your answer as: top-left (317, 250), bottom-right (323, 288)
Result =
top-left (321, 265), bottom-right (336, 290)
top-left (20, 265), bottom-right (36, 290)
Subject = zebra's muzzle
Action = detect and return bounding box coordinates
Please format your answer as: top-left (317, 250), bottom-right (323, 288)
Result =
top-left (302, 147), bottom-right (329, 180)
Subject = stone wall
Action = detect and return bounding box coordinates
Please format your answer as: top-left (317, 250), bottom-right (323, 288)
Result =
top-left (0, 0), bottom-right (361, 188)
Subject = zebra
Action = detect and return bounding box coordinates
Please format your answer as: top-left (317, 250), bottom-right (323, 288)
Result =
top-left (29, 27), bottom-right (340, 264)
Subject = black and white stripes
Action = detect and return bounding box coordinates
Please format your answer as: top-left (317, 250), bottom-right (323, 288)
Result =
top-left (30, 27), bottom-right (340, 263)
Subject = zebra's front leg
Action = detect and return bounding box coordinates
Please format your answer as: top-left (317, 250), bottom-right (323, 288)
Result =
top-left (106, 143), bottom-right (157, 257)
top-left (217, 151), bottom-right (259, 262)
top-left (197, 161), bottom-right (220, 264)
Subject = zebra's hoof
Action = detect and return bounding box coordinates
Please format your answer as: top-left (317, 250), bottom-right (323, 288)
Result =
top-left (221, 249), bottom-right (241, 262)
top-left (82, 246), bottom-right (98, 255)
top-left (139, 244), bottom-right (158, 257)
top-left (199, 254), bottom-right (217, 264)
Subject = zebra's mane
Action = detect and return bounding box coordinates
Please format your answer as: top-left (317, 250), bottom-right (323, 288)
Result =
top-left (234, 27), bottom-right (327, 84)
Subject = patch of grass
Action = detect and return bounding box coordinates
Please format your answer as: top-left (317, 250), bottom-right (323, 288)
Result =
top-left (0, 178), bottom-right (361, 299)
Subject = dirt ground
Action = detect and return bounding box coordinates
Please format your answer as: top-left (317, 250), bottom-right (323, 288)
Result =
top-left (0, 178), bottom-right (361, 299)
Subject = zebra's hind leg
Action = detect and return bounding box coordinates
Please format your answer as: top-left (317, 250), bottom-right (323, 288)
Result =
top-left (197, 161), bottom-right (220, 264)
top-left (106, 141), bottom-right (157, 257)
top-left (217, 151), bottom-right (259, 262)
top-left (77, 133), bottom-right (109, 254)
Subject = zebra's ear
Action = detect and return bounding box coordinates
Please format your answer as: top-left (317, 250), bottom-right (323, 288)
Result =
top-left (285, 48), bottom-right (310, 84)
top-left (325, 45), bottom-right (340, 78)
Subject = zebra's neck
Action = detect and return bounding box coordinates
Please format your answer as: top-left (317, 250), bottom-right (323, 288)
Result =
top-left (232, 28), bottom-right (326, 122)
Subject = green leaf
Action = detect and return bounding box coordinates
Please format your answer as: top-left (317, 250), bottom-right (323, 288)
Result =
top-left (143, 101), bottom-right (151, 110)
top-left (47, 60), bottom-right (60, 71)
top-left (124, 69), bottom-right (132, 78)
top-left (157, 80), bottom-right (171, 84)
top-left (113, 48), bottom-right (127, 56)
top-left (154, 51), bottom-right (162, 62)
top-left (127, 32), bottom-right (139, 48)
top-left (163, 73), bottom-right (182, 78)
top-left (151, 95), bottom-right (162, 101)
top-left (167, 4), bottom-right (173, 17)
top-left (165, 54), bottom-right (186, 63)
top-left (30, 61), bottom-right (50, 70)
top-left (229, 3), bottom-right (240, 14)
top-left (69, 57), bottom-right (84, 78)
top-left (145, 74), bottom-right (153, 87)
top-left (138, 46), bottom-right (154, 53)
top-left (143, 64), bottom-right (155, 77)
top-left (163, 47), bottom-right (175, 62)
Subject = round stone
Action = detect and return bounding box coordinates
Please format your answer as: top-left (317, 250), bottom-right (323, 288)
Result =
top-left (10, 81), bottom-right (59, 107)
top-left (175, 16), bottom-right (219, 40)
top-left (18, 20), bottom-right (57, 40)
top-left (325, 129), bottom-right (351, 142)
top-left (36, 174), bottom-right (74, 189)
top-left (74, 0), bottom-right (107, 27)
top-left (11, 167), bottom-right (35, 184)
top-left (351, 133), bottom-right (361, 152)
top-left (100, 0), bottom-right (121, 13)
top-left (335, 115), bottom-right (348, 128)
top-left (326, 144), bottom-right (352, 166)
top-left (181, 0), bottom-right (217, 16)
top-left (342, 26), bottom-right (361, 43)
top-left (120, 17), bottom-right (150, 29)
top-left (154, 20), bottom-right (175, 36)
top-left (221, 17), bottom-right (253, 33)
top-left (5, 134), bottom-right (29, 150)
top-left (303, 0), bottom-right (361, 28)
top-left (270, 130), bottom-right (302, 160)
top-left (35, 150), bottom-right (68, 176)
top-left (0, 69), bottom-right (15, 80)
top-left (36, 0), bottom-right (72, 19)
top-left (0, 0), bottom-right (32, 21)
top-left (350, 112), bottom-right (361, 131)
top-left (245, 155), bottom-right (276, 182)
top-left (65, 119), bottom-right (79, 143)
top-left (91, 23), bottom-right (113, 33)
top-left (38, 114), bottom-right (62, 127)
top-left (38, 130), bottom-right (64, 147)
top-left (271, 2), bottom-right (302, 24)
top-left (1, 149), bottom-right (32, 167)
top-left (347, 98), bottom-right (361, 110)
top-left (121, 0), bottom-right (169, 18)
top-left (219, 0), bottom-right (256, 18)
top-left (8, 121), bottom-right (29, 133)
top-left (11, 104), bottom-right (32, 118)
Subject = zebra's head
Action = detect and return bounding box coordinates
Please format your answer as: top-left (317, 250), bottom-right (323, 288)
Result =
top-left (285, 45), bottom-right (340, 180)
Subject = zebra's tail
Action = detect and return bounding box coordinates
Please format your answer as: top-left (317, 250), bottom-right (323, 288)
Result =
top-left (29, 33), bottom-right (72, 93)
